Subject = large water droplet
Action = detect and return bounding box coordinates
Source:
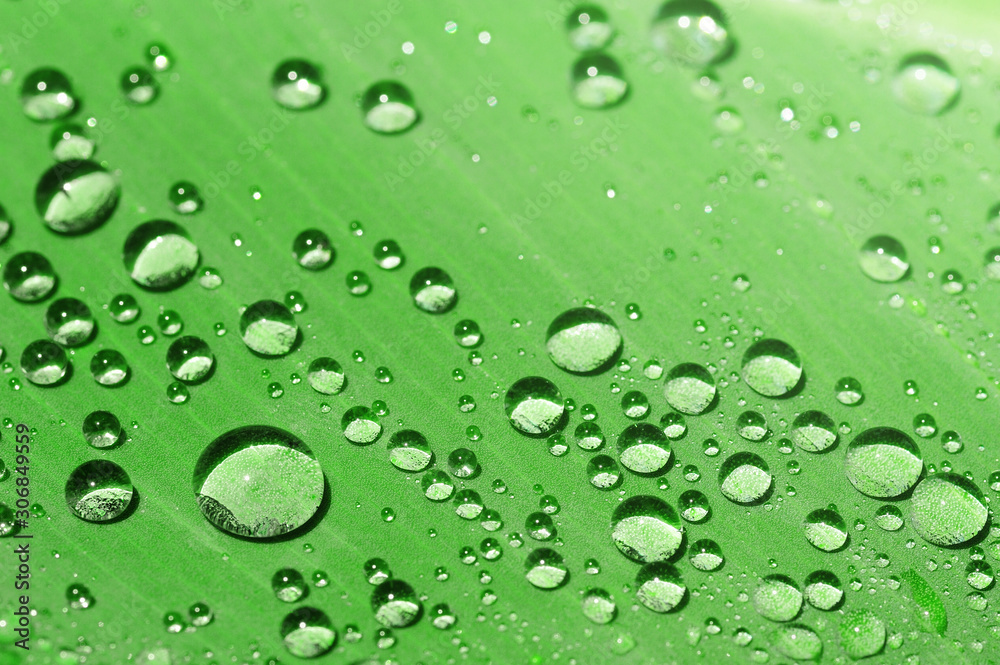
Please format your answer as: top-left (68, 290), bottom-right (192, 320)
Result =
top-left (571, 53), bottom-right (628, 109)
top-left (167, 336), bottom-right (214, 383)
top-left (650, 0), bottom-right (732, 67)
top-left (35, 160), bottom-right (120, 234)
top-left (21, 68), bottom-right (76, 121)
top-left (587, 454), bottom-right (622, 489)
top-left (772, 624), bottom-right (822, 661)
top-left (567, 6), bottom-right (614, 51)
top-left (890, 53), bottom-right (960, 115)
top-left (307, 357), bottom-right (345, 394)
top-left (45, 297), bottom-right (94, 346)
top-left (342, 406), bottom-right (382, 444)
top-left (663, 362), bottom-right (715, 414)
top-left (21, 339), bottom-right (69, 385)
top-left (240, 300), bottom-right (298, 356)
top-left (65, 460), bottom-right (134, 522)
top-left (635, 562), bottom-right (686, 612)
top-left (281, 607), bottom-right (337, 658)
top-left (525, 548), bottom-right (568, 589)
top-left (839, 610), bottom-right (886, 659)
top-left (546, 307), bottom-right (622, 374)
top-left (90, 349), bottom-right (129, 386)
top-left (273, 568), bottom-right (308, 602)
top-left (293, 229), bottom-right (335, 270)
top-left (844, 427), bottom-right (922, 498)
top-left (753, 575), bottom-right (801, 622)
top-left (718, 452), bottom-right (771, 504)
top-left (410, 267), bottom-right (456, 313)
top-left (803, 508), bottom-right (848, 552)
top-left (611, 495), bottom-right (683, 563)
top-left (362, 81), bottom-right (419, 134)
top-left (272, 60), bottom-right (326, 110)
top-left (504, 377), bottom-right (566, 436)
top-left (790, 410), bottom-right (837, 453)
top-left (741, 339), bottom-right (802, 397)
top-left (193, 426), bottom-right (324, 538)
top-left (617, 423), bottom-right (672, 474)
top-left (582, 587), bottom-right (616, 624)
top-left (50, 123), bottom-right (95, 161)
top-left (121, 66), bottom-right (158, 105)
top-left (908, 472), bottom-right (988, 546)
top-left (859, 234), bottom-right (909, 282)
top-left (372, 579), bottom-right (421, 627)
top-left (82, 410), bottom-right (121, 448)
top-left (3, 252), bottom-right (57, 302)
top-left (123, 220), bottom-right (199, 290)
top-left (804, 570), bottom-right (843, 610)
top-left (388, 430), bottom-right (432, 472)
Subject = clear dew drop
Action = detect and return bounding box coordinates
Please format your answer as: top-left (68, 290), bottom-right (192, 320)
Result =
top-left (741, 338), bottom-right (802, 397)
top-left (546, 307), bottom-right (622, 374)
top-left (45, 297), bottom-right (95, 347)
top-left (239, 300), bottom-right (298, 356)
top-left (342, 406), bottom-right (382, 445)
top-left (689, 538), bottom-right (723, 571)
top-left (21, 68), bottom-right (76, 121)
top-left (804, 570), bottom-right (843, 611)
top-left (908, 472), bottom-right (988, 546)
top-left (582, 587), bottom-right (616, 624)
top-left (663, 362), bottom-right (716, 414)
top-left (82, 410), bottom-right (121, 449)
top-left (859, 234), bottom-right (909, 283)
top-left (587, 454), bottom-right (621, 489)
top-left (362, 81), bottom-right (419, 133)
top-left (636, 562), bottom-right (686, 613)
top-left (169, 181), bottom-right (203, 215)
top-left (409, 267), bottom-right (456, 313)
top-left (373, 239), bottom-right (404, 270)
top-left (874, 504), bottom-right (904, 531)
top-left (803, 508), bottom-right (848, 552)
top-left (121, 66), bottom-right (158, 105)
top-left (844, 427), bottom-right (922, 498)
top-left (166, 336), bottom-right (214, 383)
top-left (50, 123), bottom-right (95, 161)
top-left (736, 410), bottom-right (768, 441)
top-left (65, 460), bottom-right (134, 522)
top-left (790, 410), bottom-right (837, 453)
top-left (108, 293), bottom-right (140, 323)
top-left (66, 583), bottom-right (94, 610)
top-left (571, 52), bottom-right (628, 109)
top-left (575, 422), bottom-right (605, 450)
top-left (890, 53), bottom-right (960, 115)
top-left (611, 495), bottom-right (683, 563)
top-left (293, 229), bottom-right (335, 270)
top-left (617, 423), bottom-right (672, 474)
top-left (718, 452), bottom-right (771, 504)
top-left (146, 43), bottom-right (173, 71)
top-left (525, 547), bottom-right (568, 589)
top-left (280, 607), bottom-right (337, 658)
top-left (913, 413), bottom-right (937, 438)
top-left (650, 0), bottom-right (732, 67)
top-left (35, 160), bottom-right (120, 235)
top-left (753, 575), bottom-right (802, 622)
top-left (166, 381), bottom-right (189, 404)
top-left (566, 5), bottom-right (614, 51)
top-left (388, 430), bottom-right (432, 472)
top-left (371, 579), bottom-right (421, 627)
top-left (21, 339), bottom-right (69, 385)
top-left (504, 376), bottom-right (565, 436)
top-left (272, 59), bottom-right (326, 110)
top-left (192, 426), bottom-right (324, 538)
top-left (834, 376), bottom-right (863, 405)
top-left (272, 568), bottom-right (308, 602)
top-left (839, 610), bottom-right (886, 660)
top-left (3, 252), bottom-right (58, 303)
top-left (772, 624), bottom-right (822, 661)
top-left (123, 220), bottom-right (200, 290)
top-left (307, 357), bottom-right (345, 395)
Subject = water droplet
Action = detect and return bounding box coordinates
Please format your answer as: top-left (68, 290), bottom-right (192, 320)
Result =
top-left (193, 426), bottom-right (324, 538)
top-left (660, 412), bottom-right (687, 440)
top-left (21, 339), bottom-right (68, 385)
top-left (618, 423), bottom-right (672, 474)
top-left (344, 270), bottom-right (371, 296)
top-left (4, 251), bottom-right (58, 302)
top-left (636, 562), bottom-right (687, 612)
top-left (834, 377), bottom-right (863, 405)
top-left (504, 376), bottom-right (565, 436)
top-left (678, 489), bottom-right (710, 523)
top-left (718, 452), bottom-right (771, 504)
top-left (571, 52), bottom-right (628, 109)
top-left (272, 60), bottom-right (326, 110)
top-left (123, 220), bottom-right (199, 290)
top-left (650, 0), bottom-right (732, 66)
top-left (372, 579), bottom-right (421, 627)
top-left (108, 293), bottom-right (140, 323)
top-left (82, 410), bottom-right (121, 448)
top-left (44, 298), bottom-right (94, 347)
top-left (65, 460), bottom-right (134, 522)
top-left (587, 454), bottom-right (622, 489)
top-left (410, 267), bottom-right (456, 313)
top-left (845, 427), bottom-right (922, 498)
top-left (388, 430), bottom-right (431, 471)
top-left (293, 229), bottom-right (335, 270)
top-left (909, 472), bottom-right (988, 546)
top-left (156, 309), bottom-right (183, 336)
top-left (146, 42), bottom-right (173, 71)
top-left (273, 568), bottom-right (308, 602)
top-left (736, 411), bottom-right (768, 441)
top-left (166, 336), bottom-right (214, 383)
top-left (689, 539), bottom-right (723, 571)
top-left (859, 235), bottom-right (909, 282)
top-left (773, 624), bottom-right (822, 661)
top-left (663, 362), bottom-right (716, 414)
top-left (790, 410), bottom-right (837, 452)
top-left (342, 406), bottom-right (382, 445)
top-left (891, 53), bottom-right (960, 115)
top-left (753, 575), bottom-right (801, 622)
top-left (803, 508), bottom-right (848, 552)
top-left (121, 66), bottom-right (158, 104)
top-left (575, 422), bottom-right (605, 450)
top-left (281, 607), bottom-right (336, 658)
top-left (431, 603), bottom-right (457, 629)
top-left (741, 339), bottom-right (802, 397)
top-left (166, 381), bottom-right (189, 403)
top-left (66, 583), bottom-right (94, 610)
top-left (839, 610), bottom-right (886, 659)
top-left (188, 602), bottom-right (213, 627)
top-left (169, 181), bottom-right (203, 215)
top-left (874, 504), bottom-right (904, 531)
top-left (546, 307), bottom-right (622, 374)
top-left (941, 429), bottom-right (963, 453)
top-left (362, 81), bottom-right (419, 133)
top-left (611, 495), bottom-right (683, 563)
top-left (306, 357), bottom-right (345, 395)
top-left (373, 239), bottom-right (404, 270)
top-left (567, 6), bottom-right (614, 50)
top-left (240, 300), bottom-right (298, 356)
top-left (21, 68), bottom-right (77, 120)
top-left (50, 123), bottom-right (95, 160)
top-left (525, 548), bottom-right (568, 589)
top-left (913, 413), bottom-right (937, 438)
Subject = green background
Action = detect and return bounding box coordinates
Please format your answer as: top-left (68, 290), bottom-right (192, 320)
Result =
top-left (2, 0), bottom-right (1000, 662)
